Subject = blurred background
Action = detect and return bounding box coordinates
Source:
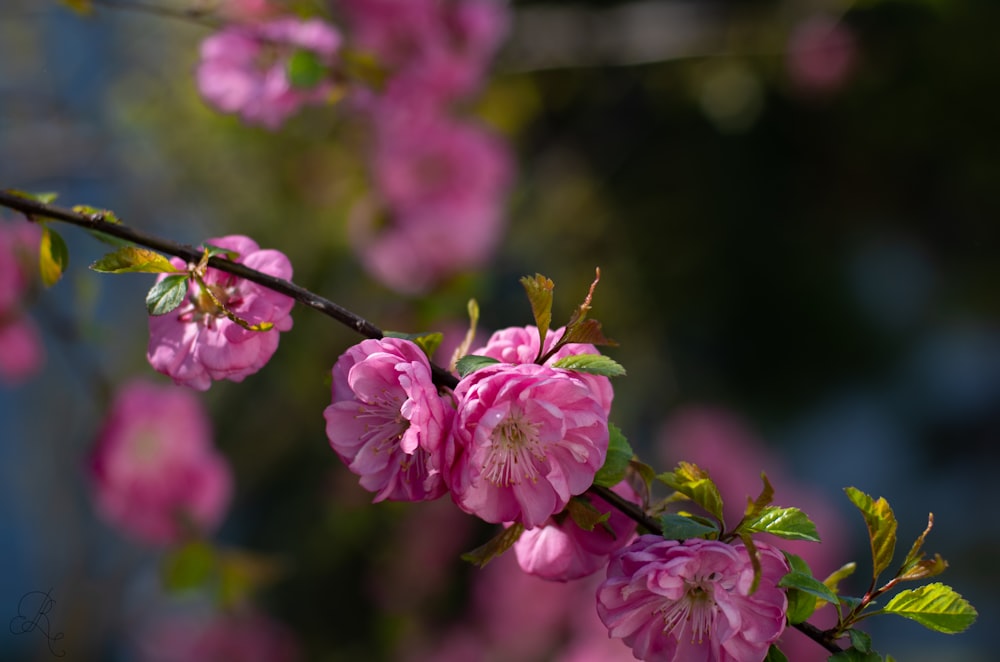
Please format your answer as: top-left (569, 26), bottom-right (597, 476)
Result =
top-left (1, 0), bottom-right (997, 659)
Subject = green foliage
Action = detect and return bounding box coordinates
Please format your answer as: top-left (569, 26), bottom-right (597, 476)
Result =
top-left (384, 330), bottom-right (444, 361)
top-left (828, 649), bottom-right (884, 662)
top-left (193, 274), bottom-right (274, 332)
top-left (287, 49), bottom-right (327, 89)
top-left (781, 553), bottom-right (823, 623)
top-left (566, 496), bottom-right (610, 532)
top-left (738, 506), bottom-right (821, 542)
top-left (448, 298), bottom-right (480, 371)
top-left (779, 566), bottom-right (841, 615)
top-left (659, 513), bottom-right (719, 540)
top-left (897, 514), bottom-right (948, 582)
top-left (845, 487), bottom-right (897, 581)
top-left (90, 246), bottom-right (179, 274)
top-left (72, 204), bottom-right (120, 224)
top-left (593, 423), bottom-right (632, 487)
top-left (162, 541), bottom-right (216, 593)
top-left (455, 354), bottom-right (501, 377)
top-left (461, 523), bottom-right (524, 568)
top-left (763, 645), bottom-right (788, 662)
top-left (657, 462), bottom-right (725, 525)
top-left (550, 353), bottom-right (626, 377)
top-left (38, 225), bottom-right (69, 287)
top-left (519, 273), bottom-right (554, 355)
top-left (823, 562), bottom-right (858, 596)
top-left (847, 628), bottom-right (873, 653)
top-left (146, 274), bottom-right (189, 315)
top-left (879, 583), bottom-right (977, 634)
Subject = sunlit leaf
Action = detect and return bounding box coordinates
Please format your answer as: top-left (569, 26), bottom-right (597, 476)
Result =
top-left (740, 506), bottom-right (820, 542)
top-left (779, 569), bottom-right (840, 608)
top-left (594, 423), bottom-right (632, 487)
top-left (845, 487), bottom-right (897, 580)
top-left (745, 472), bottom-right (775, 518)
top-left (146, 274), bottom-right (189, 315)
top-left (384, 330), bottom-right (444, 361)
top-left (39, 226), bottom-right (69, 287)
top-left (657, 462), bottom-right (725, 525)
top-left (90, 246), bottom-right (179, 274)
top-left (880, 583), bottom-right (977, 634)
top-left (550, 353), bottom-right (626, 377)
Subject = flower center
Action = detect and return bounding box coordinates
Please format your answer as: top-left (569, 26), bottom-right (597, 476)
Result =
top-left (657, 573), bottom-right (719, 644)
top-left (356, 389), bottom-right (408, 454)
top-left (482, 408), bottom-right (544, 487)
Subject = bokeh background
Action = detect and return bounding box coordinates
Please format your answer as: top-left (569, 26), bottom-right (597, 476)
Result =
top-left (1, 0), bottom-right (998, 659)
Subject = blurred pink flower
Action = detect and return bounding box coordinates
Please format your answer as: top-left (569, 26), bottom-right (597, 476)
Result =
top-left (597, 536), bottom-right (789, 662)
top-left (787, 15), bottom-right (858, 95)
top-left (513, 479), bottom-right (641, 582)
top-left (217, 0), bottom-right (281, 22)
top-left (88, 379), bottom-right (232, 545)
top-left (137, 609), bottom-right (298, 662)
top-left (196, 17), bottom-right (340, 128)
top-left (324, 337), bottom-right (451, 502)
top-left (147, 235), bottom-right (294, 391)
top-left (473, 325), bottom-right (614, 415)
top-left (0, 219), bottom-right (43, 384)
top-left (339, 0), bottom-right (508, 102)
top-left (446, 363), bottom-right (608, 528)
top-left (658, 405), bottom-right (849, 660)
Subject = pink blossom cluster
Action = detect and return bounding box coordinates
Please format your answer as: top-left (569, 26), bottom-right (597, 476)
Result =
top-left (196, 16), bottom-right (341, 128)
top-left (340, 0), bottom-right (514, 293)
top-left (147, 234), bottom-right (294, 391)
top-left (324, 324), bottom-right (610, 536)
top-left (88, 379), bottom-right (233, 545)
top-left (0, 219), bottom-right (44, 384)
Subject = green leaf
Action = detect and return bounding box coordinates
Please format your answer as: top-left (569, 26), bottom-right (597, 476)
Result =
top-left (38, 226), bottom-right (69, 287)
top-left (449, 298), bottom-right (480, 371)
top-left (216, 550), bottom-right (283, 609)
top-left (550, 353), bottom-right (626, 377)
top-left (657, 462), bottom-right (725, 525)
top-left (848, 629), bottom-right (872, 653)
top-left (823, 562), bottom-right (858, 595)
top-left (779, 570), bottom-right (841, 607)
top-left (594, 423), bottom-right (632, 487)
top-left (384, 331), bottom-right (444, 361)
top-left (287, 49), bottom-right (327, 88)
top-left (745, 472), bottom-right (775, 518)
top-left (519, 273), bottom-right (554, 356)
top-left (660, 514), bottom-right (719, 540)
top-left (631, 459), bottom-right (657, 491)
top-left (146, 274), bottom-right (189, 315)
top-left (72, 204), bottom-right (120, 223)
top-left (8, 189), bottom-right (59, 205)
top-left (566, 496), bottom-right (611, 532)
top-left (739, 506), bottom-right (821, 542)
top-left (845, 487), bottom-right (897, 581)
top-left (880, 583), bottom-right (977, 634)
top-left (201, 243), bottom-right (240, 260)
top-left (61, 0), bottom-right (93, 14)
top-left (461, 523), bottom-right (524, 568)
top-left (763, 645), bottom-right (789, 662)
top-left (782, 553), bottom-right (822, 622)
top-left (90, 246), bottom-right (179, 274)
top-left (162, 541), bottom-right (216, 593)
top-left (455, 354), bottom-right (501, 378)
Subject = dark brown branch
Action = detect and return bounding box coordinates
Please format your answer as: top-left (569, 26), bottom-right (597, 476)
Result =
top-left (0, 188), bottom-right (839, 653)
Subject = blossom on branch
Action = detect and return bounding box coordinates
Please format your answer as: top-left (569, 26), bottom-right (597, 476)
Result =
top-left (446, 363), bottom-right (609, 528)
top-left (196, 17), bottom-right (341, 129)
top-left (147, 235), bottom-right (294, 391)
top-left (324, 337), bottom-right (452, 502)
top-left (596, 536), bottom-right (789, 662)
top-left (513, 479), bottom-right (641, 582)
top-left (88, 380), bottom-right (232, 545)
top-left (0, 219), bottom-right (44, 384)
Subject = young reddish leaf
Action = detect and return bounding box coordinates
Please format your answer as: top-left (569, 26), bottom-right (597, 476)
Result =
top-left (745, 472), bottom-right (775, 518)
top-left (39, 226), bottom-right (69, 287)
top-left (461, 523), bottom-right (524, 568)
top-left (896, 513), bottom-right (948, 581)
top-left (845, 487), bottom-right (898, 581)
top-left (146, 274), bottom-right (189, 316)
top-left (519, 274), bottom-right (554, 356)
top-left (566, 496), bottom-right (611, 532)
top-left (449, 299), bottom-right (480, 371)
top-left (90, 246), bottom-right (179, 274)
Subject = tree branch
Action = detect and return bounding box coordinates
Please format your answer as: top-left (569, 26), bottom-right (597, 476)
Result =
top-left (0, 188), bottom-right (839, 654)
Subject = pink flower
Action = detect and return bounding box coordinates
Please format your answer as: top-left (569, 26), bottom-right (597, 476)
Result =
top-left (446, 363), bottom-right (609, 528)
top-left (513, 479), bottom-right (641, 581)
top-left (597, 536), bottom-right (789, 662)
top-left (0, 219), bottom-right (44, 384)
top-left (324, 337), bottom-right (451, 502)
top-left (787, 15), bottom-right (858, 95)
top-left (473, 325), bottom-right (614, 415)
top-left (196, 18), bottom-right (341, 129)
top-left (88, 380), bottom-right (232, 545)
top-left (147, 235), bottom-right (294, 391)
